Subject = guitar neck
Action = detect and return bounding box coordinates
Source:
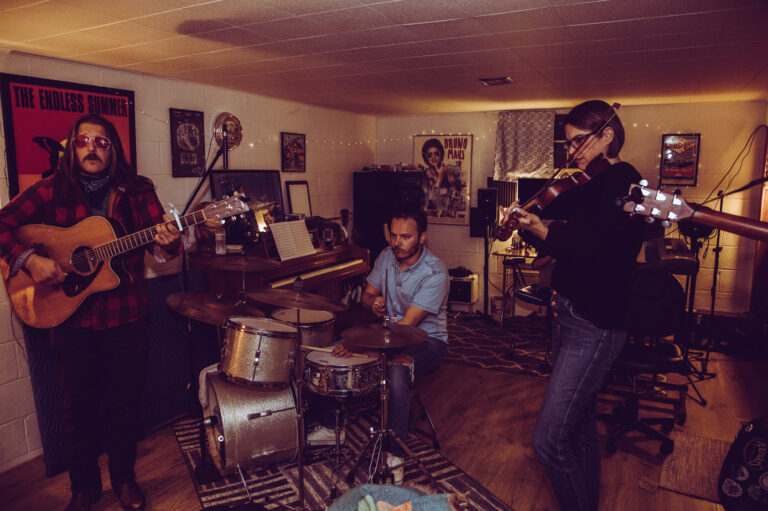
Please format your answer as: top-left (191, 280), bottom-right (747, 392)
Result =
top-left (94, 210), bottom-right (206, 261)
top-left (691, 205), bottom-right (768, 242)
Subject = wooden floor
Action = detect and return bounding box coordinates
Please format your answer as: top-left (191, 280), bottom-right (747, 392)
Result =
top-left (1, 348), bottom-right (766, 511)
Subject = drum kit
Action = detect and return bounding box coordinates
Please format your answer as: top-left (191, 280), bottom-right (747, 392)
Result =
top-left (166, 284), bottom-right (434, 509)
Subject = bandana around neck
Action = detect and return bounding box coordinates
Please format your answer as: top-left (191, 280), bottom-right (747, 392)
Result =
top-left (78, 170), bottom-right (111, 194)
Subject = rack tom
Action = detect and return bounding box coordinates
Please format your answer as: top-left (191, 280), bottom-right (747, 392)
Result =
top-left (220, 317), bottom-right (297, 386)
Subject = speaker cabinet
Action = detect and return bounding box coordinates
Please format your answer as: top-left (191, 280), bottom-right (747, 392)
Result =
top-left (449, 274), bottom-right (479, 304)
top-left (477, 188), bottom-right (497, 226)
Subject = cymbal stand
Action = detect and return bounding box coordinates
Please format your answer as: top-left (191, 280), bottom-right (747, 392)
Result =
top-left (344, 343), bottom-right (437, 488)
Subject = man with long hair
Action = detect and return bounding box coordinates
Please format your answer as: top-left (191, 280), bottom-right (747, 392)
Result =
top-left (0, 114), bottom-right (182, 511)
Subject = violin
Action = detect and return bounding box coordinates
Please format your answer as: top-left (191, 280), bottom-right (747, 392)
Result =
top-left (494, 103), bottom-right (621, 241)
top-left (494, 156), bottom-right (612, 240)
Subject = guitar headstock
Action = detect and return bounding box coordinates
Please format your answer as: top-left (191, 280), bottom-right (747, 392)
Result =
top-left (622, 182), bottom-right (694, 225)
top-left (204, 195), bottom-right (250, 222)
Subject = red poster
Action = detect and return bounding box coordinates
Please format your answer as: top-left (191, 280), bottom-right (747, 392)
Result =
top-left (1, 73), bottom-right (135, 198)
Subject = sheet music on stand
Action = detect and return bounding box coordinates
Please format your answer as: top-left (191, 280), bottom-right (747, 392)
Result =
top-left (270, 220), bottom-right (316, 261)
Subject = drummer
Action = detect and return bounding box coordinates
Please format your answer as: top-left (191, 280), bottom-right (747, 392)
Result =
top-left (333, 208), bottom-right (449, 482)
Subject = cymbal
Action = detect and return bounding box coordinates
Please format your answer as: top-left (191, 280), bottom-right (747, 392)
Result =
top-left (246, 288), bottom-right (348, 312)
top-left (166, 292), bottom-right (264, 326)
top-left (341, 322), bottom-right (427, 349)
top-left (201, 255), bottom-right (282, 273)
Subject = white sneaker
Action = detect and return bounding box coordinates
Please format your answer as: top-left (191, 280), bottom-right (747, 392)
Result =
top-left (386, 454), bottom-right (404, 484)
top-left (306, 425), bottom-right (345, 446)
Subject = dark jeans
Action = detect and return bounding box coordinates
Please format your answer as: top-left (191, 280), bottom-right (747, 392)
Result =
top-left (532, 293), bottom-right (625, 511)
top-left (52, 318), bottom-right (148, 493)
top-left (386, 337), bottom-right (446, 457)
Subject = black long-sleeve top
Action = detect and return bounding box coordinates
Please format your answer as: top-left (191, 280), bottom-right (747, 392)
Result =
top-left (542, 161), bottom-right (645, 331)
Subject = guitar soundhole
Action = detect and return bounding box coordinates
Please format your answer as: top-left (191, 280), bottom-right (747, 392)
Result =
top-left (71, 246), bottom-right (96, 274)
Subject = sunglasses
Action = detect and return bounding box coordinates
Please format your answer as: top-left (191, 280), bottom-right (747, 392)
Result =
top-left (562, 133), bottom-right (591, 151)
top-left (74, 134), bottom-right (112, 150)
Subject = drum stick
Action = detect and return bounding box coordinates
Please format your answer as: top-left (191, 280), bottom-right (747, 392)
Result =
top-left (299, 345), bottom-right (370, 358)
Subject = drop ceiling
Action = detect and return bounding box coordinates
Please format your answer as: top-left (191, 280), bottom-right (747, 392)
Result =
top-left (2, 0), bottom-right (768, 115)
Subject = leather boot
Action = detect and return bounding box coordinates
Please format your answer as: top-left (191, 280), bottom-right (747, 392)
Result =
top-left (114, 481), bottom-right (145, 511)
top-left (64, 488), bottom-right (100, 511)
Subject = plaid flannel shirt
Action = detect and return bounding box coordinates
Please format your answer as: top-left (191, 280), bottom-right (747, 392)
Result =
top-left (0, 175), bottom-right (176, 330)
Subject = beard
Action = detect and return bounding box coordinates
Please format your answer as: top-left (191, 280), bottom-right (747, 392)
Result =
top-left (393, 243), bottom-right (420, 262)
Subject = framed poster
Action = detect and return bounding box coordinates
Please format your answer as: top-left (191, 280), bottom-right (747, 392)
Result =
top-left (169, 108), bottom-right (204, 177)
top-left (286, 180), bottom-right (311, 217)
top-left (209, 169), bottom-right (284, 224)
top-left (414, 134), bottom-right (472, 225)
top-left (281, 132), bottom-right (306, 172)
top-left (0, 73), bottom-right (135, 198)
top-left (660, 133), bottom-right (700, 186)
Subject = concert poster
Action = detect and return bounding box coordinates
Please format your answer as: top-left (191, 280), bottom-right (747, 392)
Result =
top-left (0, 73), bottom-right (135, 198)
top-left (659, 133), bottom-right (700, 186)
top-left (169, 108), bottom-right (205, 177)
top-left (413, 134), bottom-right (473, 225)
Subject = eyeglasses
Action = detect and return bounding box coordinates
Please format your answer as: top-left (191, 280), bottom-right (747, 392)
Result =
top-left (427, 151), bottom-right (440, 157)
top-left (74, 134), bottom-right (111, 150)
top-left (562, 133), bottom-right (591, 152)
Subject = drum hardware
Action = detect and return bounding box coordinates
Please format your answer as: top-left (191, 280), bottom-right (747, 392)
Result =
top-left (166, 291), bottom-right (265, 326)
top-left (220, 317), bottom-right (297, 386)
top-left (342, 322), bottom-right (437, 488)
top-left (271, 308), bottom-right (336, 348)
top-left (247, 283), bottom-right (349, 313)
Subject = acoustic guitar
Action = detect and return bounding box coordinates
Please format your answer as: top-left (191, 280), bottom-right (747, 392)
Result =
top-left (622, 182), bottom-right (768, 242)
top-left (5, 196), bottom-right (249, 328)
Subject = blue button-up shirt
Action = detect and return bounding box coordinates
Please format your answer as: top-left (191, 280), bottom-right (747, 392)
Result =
top-left (367, 245), bottom-right (449, 343)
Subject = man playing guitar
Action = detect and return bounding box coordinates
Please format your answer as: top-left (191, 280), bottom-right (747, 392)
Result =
top-left (0, 114), bottom-right (181, 511)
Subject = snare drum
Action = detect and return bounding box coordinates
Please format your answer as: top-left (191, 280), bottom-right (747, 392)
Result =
top-left (270, 308), bottom-right (335, 348)
top-left (304, 350), bottom-right (381, 397)
top-left (204, 373), bottom-right (298, 473)
top-left (220, 317), bottom-right (297, 386)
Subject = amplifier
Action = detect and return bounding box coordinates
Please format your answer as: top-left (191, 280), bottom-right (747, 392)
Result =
top-left (449, 274), bottom-right (479, 304)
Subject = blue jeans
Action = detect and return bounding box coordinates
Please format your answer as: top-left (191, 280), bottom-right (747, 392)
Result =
top-left (386, 337), bottom-right (446, 457)
top-left (532, 293), bottom-right (626, 511)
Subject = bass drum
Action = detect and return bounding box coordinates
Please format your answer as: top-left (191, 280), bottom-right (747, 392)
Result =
top-left (220, 317), bottom-right (297, 386)
top-left (270, 308), bottom-right (335, 348)
top-left (204, 372), bottom-right (298, 473)
top-left (304, 350), bottom-right (381, 398)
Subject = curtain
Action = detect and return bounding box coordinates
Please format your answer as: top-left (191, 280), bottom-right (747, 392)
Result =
top-left (493, 110), bottom-right (555, 181)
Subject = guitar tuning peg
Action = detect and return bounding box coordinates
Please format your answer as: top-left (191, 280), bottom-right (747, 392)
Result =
top-left (644, 217), bottom-right (655, 224)
top-left (220, 219), bottom-right (225, 225)
top-left (662, 220), bottom-right (671, 228)
top-left (673, 188), bottom-right (682, 196)
top-left (240, 213), bottom-right (246, 219)
top-left (639, 179), bottom-right (649, 187)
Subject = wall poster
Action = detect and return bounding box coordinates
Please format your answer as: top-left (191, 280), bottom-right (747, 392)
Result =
top-left (413, 134), bottom-right (472, 225)
top-left (659, 133), bottom-right (700, 186)
top-left (0, 73), bottom-right (136, 198)
top-left (169, 108), bottom-right (204, 177)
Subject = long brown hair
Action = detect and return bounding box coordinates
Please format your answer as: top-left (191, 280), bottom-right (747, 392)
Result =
top-left (53, 114), bottom-right (143, 205)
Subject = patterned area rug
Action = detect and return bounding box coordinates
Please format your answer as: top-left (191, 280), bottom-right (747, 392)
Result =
top-left (445, 316), bottom-right (550, 377)
top-left (174, 403), bottom-right (513, 510)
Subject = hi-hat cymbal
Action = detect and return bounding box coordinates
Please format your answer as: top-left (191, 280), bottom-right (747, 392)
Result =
top-left (247, 288), bottom-right (348, 312)
top-left (341, 322), bottom-right (427, 349)
top-left (166, 292), bottom-right (264, 326)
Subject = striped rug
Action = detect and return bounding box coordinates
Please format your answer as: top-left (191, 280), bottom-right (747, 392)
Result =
top-left (174, 404), bottom-right (513, 510)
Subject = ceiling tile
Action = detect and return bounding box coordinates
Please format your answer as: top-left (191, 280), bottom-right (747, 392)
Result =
top-left (640, 0), bottom-right (760, 18)
top-left (643, 12), bottom-right (728, 36)
top-left (58, 0), bottom-right (218, 19)
top-left (401, 17), bottom-right (494, 40)
top-left (82, 22), bottom-right (176, 46)
top-left (475, 7), bottom-right (565, 32)
top-left (300, 5), bottom-right (393, 32)
top-left (191, 27), bottom-right (274, 47)
top-left (264, 0), bottom-right (363, 16)
top-left (566, 19), bottom-right (644, 42)
top-left (496, 27), bottom-right (570, 48)
top-left (134, 4), bottom-right (233, 33)
top-left (140, 35), bottom-right (232, 56)
top-left (333, 26), bottom-right (421, 48)
top-left (76, 45), bottom-right (176, 66)
top-left (454, 0), bottom-right (546, 17)
top-left (240, 16), bottom-right (330, 40)
top-left (30, 31), bottom-right (123, 57)
top-left (368, 0), bottom-right (475, 24)
top-left (554, 0), bottom-right (643, 25)
top-left (10, 2), bottom-right (120, 30)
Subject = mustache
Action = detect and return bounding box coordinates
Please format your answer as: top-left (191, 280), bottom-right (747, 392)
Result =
top-left (83, 154), bottom-right (102, 162)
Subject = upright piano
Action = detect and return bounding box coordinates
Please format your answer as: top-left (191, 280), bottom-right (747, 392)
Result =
top-left (189, 244), bottom-right (370, 303)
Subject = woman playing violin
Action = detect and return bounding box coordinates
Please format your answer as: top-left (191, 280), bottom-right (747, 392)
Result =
top-left (508, 100), bottom-right (645, 511)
